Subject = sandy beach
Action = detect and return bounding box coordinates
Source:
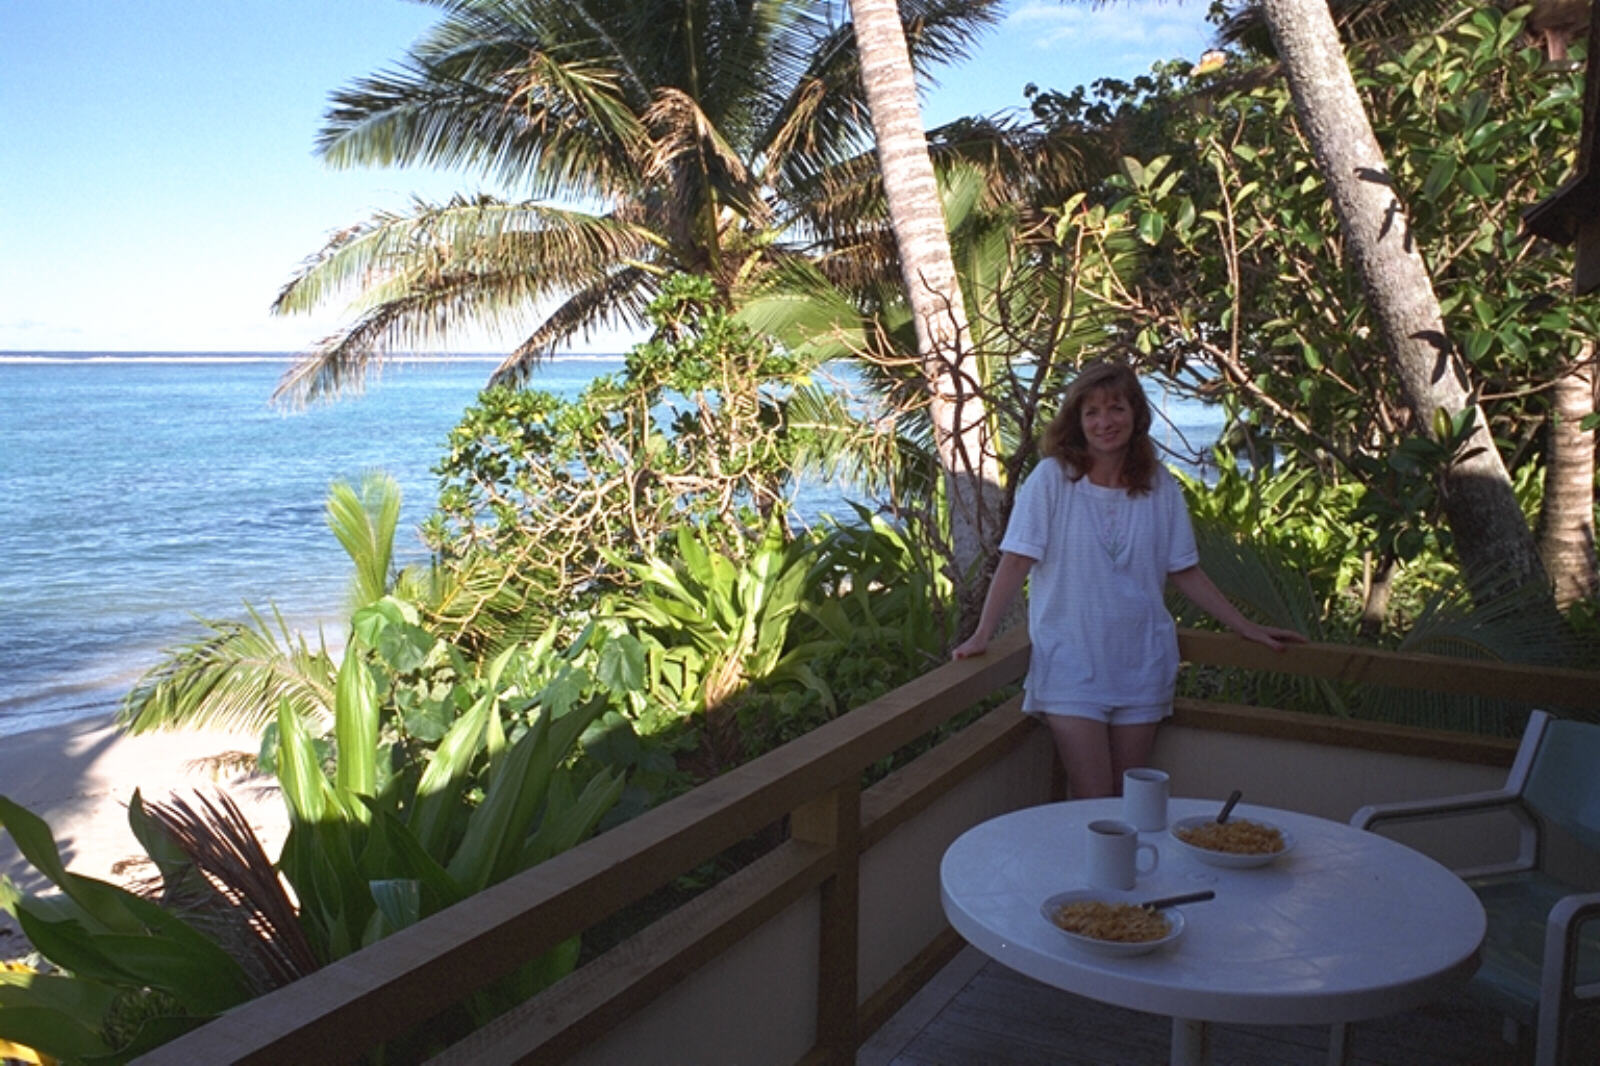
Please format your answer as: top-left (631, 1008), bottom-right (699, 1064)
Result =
top-left (0, 715), bottom-right (290, 960)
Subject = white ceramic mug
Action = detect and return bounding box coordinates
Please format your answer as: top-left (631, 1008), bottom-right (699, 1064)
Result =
top-left (1123, 767), bottom-right (1170, 832)
top-left (1085, 818), bottom-right (1159, 891)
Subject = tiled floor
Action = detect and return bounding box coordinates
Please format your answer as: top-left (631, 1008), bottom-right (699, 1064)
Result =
top-left (859, 947), bottom-right (1541, 1066)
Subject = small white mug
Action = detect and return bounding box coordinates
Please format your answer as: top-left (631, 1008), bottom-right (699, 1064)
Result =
top-left (1123, 767), bottom-right (1170, 832)
top-left (1085, 818), bottom-right (1159, 891)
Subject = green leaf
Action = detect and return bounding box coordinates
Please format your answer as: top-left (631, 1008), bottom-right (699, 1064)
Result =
top-left (596, 633), bottom-right (647, 693)
top-left (408, 693), bottom-right (491, 855)
top-left (275, 698), bottom-right (334, 822)
top-left (1137, 211), bottom-right (1166, 245)
top-left (0, 798), bottom-right (142, 936)
top-left (446, 713), bottom-right (551, 893)
top-left (1421, 155), bottom-right (1456, 200)
top-left (334, 652), bottom-right (379, 802)
top-left (369, 879), bottom-right (422, 936)
top-left (0, 1002), bottom-right (114, 1062)
top-left (1458, 164), bottom-right (1494, 198)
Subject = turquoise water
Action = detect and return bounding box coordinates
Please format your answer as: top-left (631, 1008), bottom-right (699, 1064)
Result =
top-left (0, 352), bottom-right (1222, 738)
top-left (0, 353), bottom-right (605, 736)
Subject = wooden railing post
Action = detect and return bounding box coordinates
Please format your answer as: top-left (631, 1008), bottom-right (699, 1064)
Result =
top-left (791, 780), bottom-right (862, 1065)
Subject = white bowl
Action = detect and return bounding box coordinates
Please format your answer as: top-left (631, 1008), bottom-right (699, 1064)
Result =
top-left (1039, 890), bottom-right (1187, 957)
top-left (1168, 814), bottom-right (1295, 868)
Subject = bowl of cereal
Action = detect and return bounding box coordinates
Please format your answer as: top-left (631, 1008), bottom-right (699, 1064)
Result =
top-left (1040, 890), bottom-right (1187, 956)
top-left (1169, 813), bottom-right (1294, 868)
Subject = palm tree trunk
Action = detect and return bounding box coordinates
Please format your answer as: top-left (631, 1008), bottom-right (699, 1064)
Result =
top-left (847, 0), bottom-right (1004, 615)
top-left (1538, 342), bottom-right (1598, 609)
top-left (1258, 0), bottom-right (1553, 601)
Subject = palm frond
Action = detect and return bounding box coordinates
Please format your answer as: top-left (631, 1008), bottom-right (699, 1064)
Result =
top-left (317, 14), bottom-right (645, 199)
top-left (1362, 574), bottom-right (1587, 734)
top-left (139, 790), bottom-right (321, 987)
top-left (1173, 517), bottom-right (1338, 712)
top-left (492, 264), bottom-right (659, 384)
top-left (641, 87), bottom-right (758, 210)
top-left (273, 198), bottom-right (660, 404)
top-left (273, 197), bottom-right (653, 318)
top-left (326, 472), bottom-right (402, 613)
top-left (119, 605), bottom-right (337, 737)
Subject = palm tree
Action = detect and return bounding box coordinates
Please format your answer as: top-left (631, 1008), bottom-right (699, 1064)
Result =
top-left (844, 0), bottom-right (1006, 613)
top-left (1252, 0), bottom-right (1553, 602)
top-left (1216, 0), bottom-right (1595, 606)
top-left (741, 162), bottom-right (1140, 522)
top-left (270, 0), bottom-right (1000, 406)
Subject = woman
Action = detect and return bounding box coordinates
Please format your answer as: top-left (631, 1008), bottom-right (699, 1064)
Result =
top-left (952, 361), bottom-right (1304, 798)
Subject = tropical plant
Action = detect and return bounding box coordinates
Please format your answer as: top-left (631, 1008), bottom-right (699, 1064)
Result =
top-left (0, 797), bottom-right (262, 1064)
top-left (269, 0), bottom-right (1001, 405)
top-left (271, 639), bottom-right (621, 947)
top-left (1031, 6), bottom-right (1592, 622)
top-left (119, 472), bottom-right (423, 738)
top-left (843, 0), bottom-right (1005, 612)
top-left (0, 615), bottom-right (628, 1062)
top-left (1170, 456), bottom-right (1587, 733)
top-left (425, 275), bottom-right (814, 634)
top-left (600, 519), bottom-right (837, 766)
top-left (739, 165), bottom-right (1145, 584)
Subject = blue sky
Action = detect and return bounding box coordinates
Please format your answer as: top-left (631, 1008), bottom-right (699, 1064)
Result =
top-left (1, 0), bottom-right (1217, 354)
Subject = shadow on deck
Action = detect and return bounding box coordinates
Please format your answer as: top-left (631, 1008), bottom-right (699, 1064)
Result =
top-left (862, 947), bottom-right (1537, 1066)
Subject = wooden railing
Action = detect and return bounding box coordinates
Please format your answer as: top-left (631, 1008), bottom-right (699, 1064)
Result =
top-left (132, 631), bottom-right (1600, 1065)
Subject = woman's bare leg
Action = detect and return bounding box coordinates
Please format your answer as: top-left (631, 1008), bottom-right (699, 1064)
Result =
top-left (1046, 716), bottom-right (1115, 798)
top-left (1109, 722), bottom-right (1161, 788)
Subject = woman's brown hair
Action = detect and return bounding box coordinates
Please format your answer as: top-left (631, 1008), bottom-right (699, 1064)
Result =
top-left (1040, 360), bottom-right (1158, 495)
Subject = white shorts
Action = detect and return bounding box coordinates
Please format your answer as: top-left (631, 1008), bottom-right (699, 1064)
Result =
top-left (1032, 701), bottom-right (1172, 726)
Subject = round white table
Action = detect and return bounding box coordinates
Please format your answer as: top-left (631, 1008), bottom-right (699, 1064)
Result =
top-left (939, 797), bottom-right (1485, 1066)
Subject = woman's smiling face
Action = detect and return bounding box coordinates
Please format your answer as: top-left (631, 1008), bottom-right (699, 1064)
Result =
top-left (1079, 386), bottom-right (1134, 462)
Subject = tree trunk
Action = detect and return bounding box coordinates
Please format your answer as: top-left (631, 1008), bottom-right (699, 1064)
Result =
top-left (1359, 550), bottom-right (1397, 637)
top-left (1538, 342), bottom-right (1599, 609)
top-left (847, 0), bottom-right (1004, 616)
top-left (1258, 0), bottom-right (1553, 601)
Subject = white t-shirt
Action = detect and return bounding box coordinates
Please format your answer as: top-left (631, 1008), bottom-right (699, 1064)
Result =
top-left (1000, 458), bottom-right (1200, 712)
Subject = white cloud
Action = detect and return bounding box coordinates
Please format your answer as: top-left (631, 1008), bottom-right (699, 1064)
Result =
top-left (1007, 1), bottom-right (1211, 52)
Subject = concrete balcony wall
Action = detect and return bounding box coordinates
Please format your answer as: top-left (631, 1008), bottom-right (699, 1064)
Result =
top-left (557, 722), bottom-right (1057, 1066)
top-left (857, 730), bottom-right (1056, 997)
top-left (1154, 721), bottom-right (1520, 870)
top-left (565, 897), bottom-right (821, 1066)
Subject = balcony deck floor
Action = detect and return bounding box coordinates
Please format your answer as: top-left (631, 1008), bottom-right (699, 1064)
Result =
top-left (860, 947), bottom-right (1538, 1066)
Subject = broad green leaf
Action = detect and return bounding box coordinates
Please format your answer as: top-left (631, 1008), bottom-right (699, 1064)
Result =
top-left (369, 878), bottom-right (422, 935)
top-left (408, 692), bottom-right (491, 855)
top-left (371, 808), bottom-right (463, 914)
top-left (1421, 155), bottom-right (1456, 201)
top-left (74, 934), bottom-right (252, 1015)
top-left (276, 699), bottom-right (332, 822)
top-left (1137, 211), bottom-right (1165, 245)
top-left (447, 713), bottom-right (551, 893)
top-left (596, 634), bottom-right (647, 694)
top-left (334, 652), bottom-right (379, 801)
top-left (0, 1003), bottom-right (113, 1062)
top-left (0, 798), bottom-right (142, 936)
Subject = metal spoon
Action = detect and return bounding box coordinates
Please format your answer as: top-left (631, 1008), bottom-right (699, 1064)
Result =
top-left (1139, 890), bottom-right (1216, 910)
top-left (1217, 789), bottom-right (1243, 823)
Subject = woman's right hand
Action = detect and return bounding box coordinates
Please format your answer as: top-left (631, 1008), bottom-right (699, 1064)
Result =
top-left (951, 633), bottom-right (989, 659)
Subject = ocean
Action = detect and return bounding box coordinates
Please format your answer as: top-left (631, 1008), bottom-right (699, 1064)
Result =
top-left (0, 352), bottom-right (1222, 739)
